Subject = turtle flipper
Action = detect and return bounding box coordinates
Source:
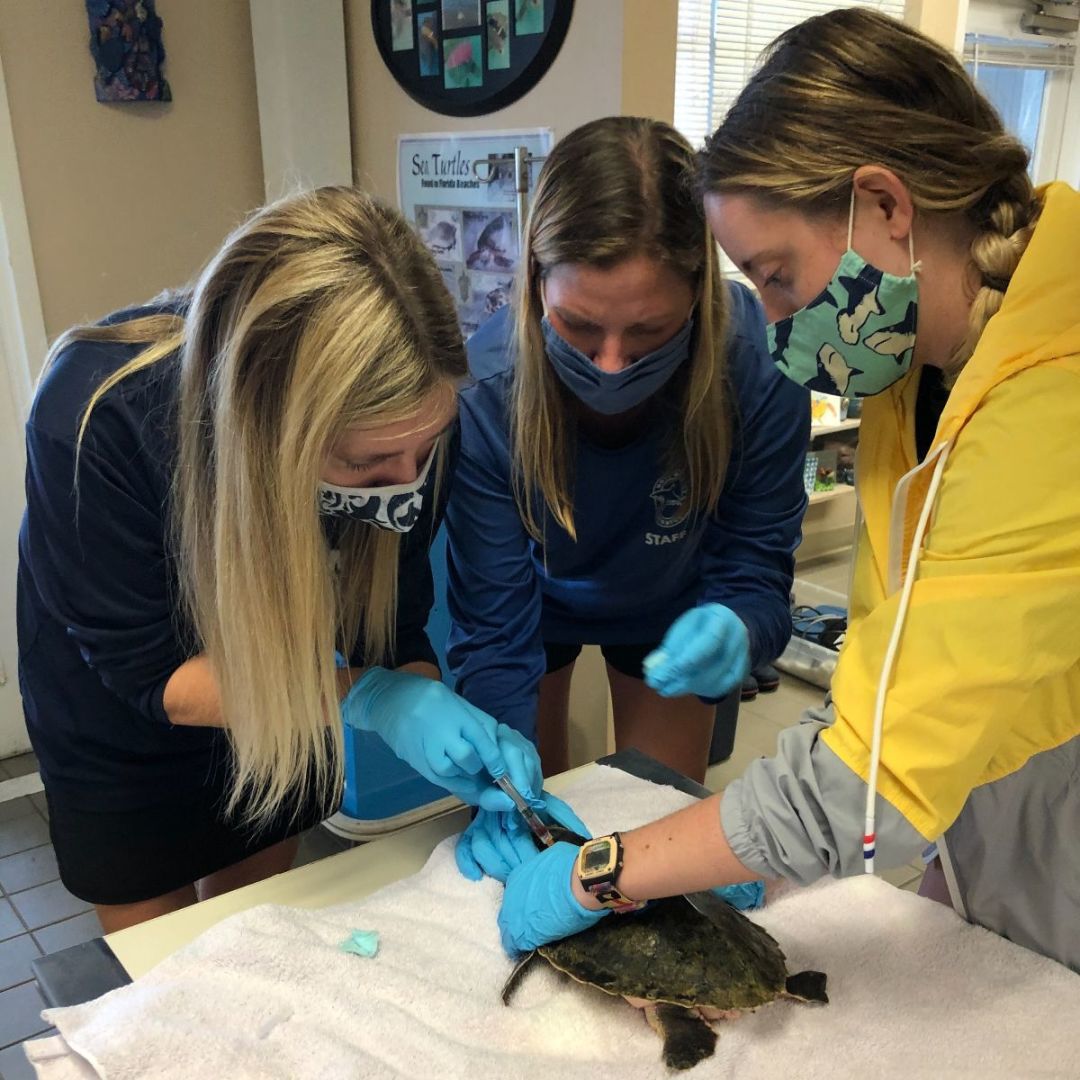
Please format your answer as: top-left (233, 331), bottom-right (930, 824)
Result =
top-left (644, 1003), bottom-right (718, 1071)
top-left (784, 970), bottom-right (828, 1004)
top-left (501, 951), bottom-right (539, 1006)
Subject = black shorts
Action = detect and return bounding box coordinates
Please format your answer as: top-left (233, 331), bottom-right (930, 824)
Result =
top-left (543, 640), bottom-right (656, 679)
top-left (44, 784), bottom-right (335, 906)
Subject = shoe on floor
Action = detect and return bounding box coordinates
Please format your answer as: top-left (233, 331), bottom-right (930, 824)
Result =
top-left (741, 673), bottom-right (759, 702)
top-left (751, 663), bottom-right (780, 693)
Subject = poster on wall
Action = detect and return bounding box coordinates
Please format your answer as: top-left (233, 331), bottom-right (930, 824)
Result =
top-left (398, 128), bottom-right (553, 339)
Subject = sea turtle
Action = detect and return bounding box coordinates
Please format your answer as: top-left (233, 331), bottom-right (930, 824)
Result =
top-left (502, 827), bottom-right (827, 1071)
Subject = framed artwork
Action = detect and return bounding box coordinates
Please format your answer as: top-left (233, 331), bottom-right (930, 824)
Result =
top-left (372, 0), bottom-right (574, 117)
top-left (85, 0), bottom-right (171, 102)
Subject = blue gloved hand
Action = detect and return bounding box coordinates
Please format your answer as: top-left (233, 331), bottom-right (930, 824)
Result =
top-left (455, 810), bottom-right (535, 884)
top-left (498, 841), bottom-right (609, 955)
top-left (642, 603), bottom-right (750, 700)
top-left (341, 667), bottom-right (540, 811)
top-left (711, 879), bottom-right (766, 911)
top-left (456, 792), bottom-right (592, 883)
top-left (494, 723), bottom-right (543, 809)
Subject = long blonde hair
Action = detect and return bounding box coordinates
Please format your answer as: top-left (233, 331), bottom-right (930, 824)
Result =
top-left (697, 8), bottom-right (1041, 375)
top-left (512, 116), bottom-right (731, 541)
top-left (47, 187), bottom-right (465, 821)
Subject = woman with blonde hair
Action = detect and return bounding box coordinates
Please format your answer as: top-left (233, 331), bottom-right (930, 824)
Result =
top-left (496, 10), bottom-right (1080, 973)
top-left (448, 116), bottom-right (809, 882)
top-left (17, 186), bottom-right (545, 932)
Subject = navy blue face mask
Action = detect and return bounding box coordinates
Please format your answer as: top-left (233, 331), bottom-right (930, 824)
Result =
top-left (318, 448), bottom-right (435, 532)
top-left (540, 317), bottom-right (694, 415)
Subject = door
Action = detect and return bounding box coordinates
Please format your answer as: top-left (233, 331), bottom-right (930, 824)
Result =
top-left (0, 47), bottom-right (45, 758)
top-left (0, 331), bottom-right (30, 757)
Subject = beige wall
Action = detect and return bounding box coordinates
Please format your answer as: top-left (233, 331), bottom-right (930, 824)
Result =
top-left (904, 0), bottom-right (969, 51)
top-left (0, 0), bottom-right (264, 346)
top-left (621, 0), bottom-right (678, 125)
top-left (344, 0), bottom-right (678, 202)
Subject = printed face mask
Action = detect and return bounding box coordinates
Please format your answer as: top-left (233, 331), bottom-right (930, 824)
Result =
top-left (318, 446), bottom-right (435, 532)
top-left (540, 316), bottom-right (694, 415)
top-left (766, 189), bottom-right (919, 398)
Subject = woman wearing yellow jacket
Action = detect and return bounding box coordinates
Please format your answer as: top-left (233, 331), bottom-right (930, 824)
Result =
top-left (495, 8), bottom-right (1080, 973)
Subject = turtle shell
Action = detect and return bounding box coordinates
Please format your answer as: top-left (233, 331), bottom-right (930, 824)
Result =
top-left (538, 893), bottom-right (791, 1011)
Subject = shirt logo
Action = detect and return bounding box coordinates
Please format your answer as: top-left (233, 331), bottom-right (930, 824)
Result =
top-left (650, 471), bottom-right (690, 529)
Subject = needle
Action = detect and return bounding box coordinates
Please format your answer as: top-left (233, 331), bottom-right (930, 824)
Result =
top-left (494, 775), bottom-right (555, 848)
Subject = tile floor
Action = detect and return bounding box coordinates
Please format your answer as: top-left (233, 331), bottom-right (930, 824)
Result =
top-left (0, 753), bottom-right (58, 1080)
top-left (0, 752), bottom-right (352, 1079)
top-left (0, 552), bottom-right (922, 1078)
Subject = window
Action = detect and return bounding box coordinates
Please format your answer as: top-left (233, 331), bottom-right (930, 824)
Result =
top-left (674, 0), bottom-right (907, 150)
top-left (964, 35), bottom-right (1078, 185)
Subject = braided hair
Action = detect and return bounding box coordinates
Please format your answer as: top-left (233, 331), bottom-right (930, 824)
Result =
top-left (697, 8), bottom-right (1042, 374)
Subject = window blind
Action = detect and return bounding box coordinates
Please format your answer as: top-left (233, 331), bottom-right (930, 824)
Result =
top-left (675, 1), bottom-right (907, 148)
top-left (965, 34), bottom-right (1076, 71)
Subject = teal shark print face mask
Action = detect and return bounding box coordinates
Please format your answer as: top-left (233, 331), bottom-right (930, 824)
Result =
top-left (766, 191), bottom-right (920, 398)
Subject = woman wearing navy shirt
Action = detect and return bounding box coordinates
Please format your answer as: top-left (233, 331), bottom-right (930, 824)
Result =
top-left (18, 188), bottom-right (544, 932)
top-left (447, 118), bottom-right (808, 876)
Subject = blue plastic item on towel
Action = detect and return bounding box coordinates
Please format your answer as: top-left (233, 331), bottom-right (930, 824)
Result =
top-left (337, 929), bottom-right (380, 958)
top-left (711, 879), bottom-right (766, 911)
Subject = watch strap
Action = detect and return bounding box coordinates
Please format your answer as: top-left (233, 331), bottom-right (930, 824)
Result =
top-left (578, 833), bottom-right (646, 914)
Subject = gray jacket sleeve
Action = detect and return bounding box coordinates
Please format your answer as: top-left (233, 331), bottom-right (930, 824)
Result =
top-left (721, 701), bottom-right (928, 884)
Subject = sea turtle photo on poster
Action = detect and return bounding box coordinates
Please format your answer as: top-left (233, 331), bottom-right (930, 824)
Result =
top-left (463, 210), bottom-right (518, 271)
top-left (458, 271), bottom-right (514, 336)
top-left (416, 206), bottom-right (464, 262)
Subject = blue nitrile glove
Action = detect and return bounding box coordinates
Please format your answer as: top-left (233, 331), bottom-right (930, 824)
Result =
top-left (498, 841), bottom-right (609, 955)
top-left (712, 879), bottom-right (766, 911)
top-left (494, 723), bottom-right (543, 809)
top-left (455, 810), bottom-right (536, 884)
top-left (642, 604), bottom-right (750, 700)
top-left (341, 667), bottom-right (540, 811)
top-left (456, 792), bottom-right (592, 883)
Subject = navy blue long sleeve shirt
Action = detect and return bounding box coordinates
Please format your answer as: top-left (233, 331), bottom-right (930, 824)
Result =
top-left (445, 283), bottom-right (809, 740)
top-left (17, 303), bottom-right (442, 811)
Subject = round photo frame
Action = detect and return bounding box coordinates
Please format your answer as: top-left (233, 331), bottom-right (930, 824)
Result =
top-left (372, 0), bottom-right (575, 118)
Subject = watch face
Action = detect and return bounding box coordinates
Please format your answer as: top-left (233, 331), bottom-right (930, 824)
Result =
top-left (583, 843), bottom-right (612, 872)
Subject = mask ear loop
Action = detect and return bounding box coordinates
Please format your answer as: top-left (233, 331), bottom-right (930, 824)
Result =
top-left (852, 182), bottom-right (923, 275)
top-left (909, 226), bottom-right (922, 275)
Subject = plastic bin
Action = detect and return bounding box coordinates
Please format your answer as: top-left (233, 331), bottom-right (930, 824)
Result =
top-left (325, 526), bottom-right (461, 842)
top-left (775, 579), bottom-right (847, 691)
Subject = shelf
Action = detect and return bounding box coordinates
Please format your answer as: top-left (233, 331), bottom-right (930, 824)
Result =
top-left (810, 417), bottom-right (861, 437)
top-left (807, 484), bottom-right (855, 506)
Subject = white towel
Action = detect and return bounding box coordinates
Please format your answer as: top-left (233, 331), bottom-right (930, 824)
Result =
top-left (29, 765), bottom-right (1080, 1079)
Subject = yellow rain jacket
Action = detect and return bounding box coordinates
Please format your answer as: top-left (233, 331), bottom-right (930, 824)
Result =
top-left (723, 182), bottom-right (1080, 972)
